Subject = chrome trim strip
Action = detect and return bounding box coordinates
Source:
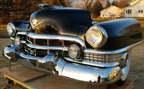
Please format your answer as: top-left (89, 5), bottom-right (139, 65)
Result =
top-left (27, 33), bottom-right (86, 48)
top-left (27, 43), bottom-right (68, 51)
top-left (10, 37), bottom-right (14, 40)
top-left (17, 32), bottom-right (27, 36)
top-left (25, 40), bottom-right (143, 55)
top-left (96, 25), bottom-right (108, 38)
top-left (96, 25), bottom-right (108, 47)
top-left (3, 46), bottom-right (43, 61)
top-left (84, 41), bottom-right (143, 54)
top-left (20, 40), bottom-right (27, 44)
top-left (18, 53), bottom-right (42, 60)
top-left (3, 51), bottom-right (11, 60)
top-left (82, 60), bottom-right (119, 67)
top-left (65, 57), bottom-right (119, 67)
top-left (20, 40), bottom-right (68, 51)
top-left (3, 46), bottom-right (18, 60)
top-left (26, 37), bottom-right (33, 44)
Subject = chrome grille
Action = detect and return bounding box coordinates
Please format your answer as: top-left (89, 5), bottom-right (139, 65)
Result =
top-left (26, 35), bottom-right (123, 63)
top-left (27, 36), bottom-right (78, 47)
top-left (84, 53), bottom-right (122, 63)
top-left (26, 35), bottom-right (81, 57)
top-left (24, 45), bottom-right (64, 57)
top-left (17, 32), bottom-right (124, 64)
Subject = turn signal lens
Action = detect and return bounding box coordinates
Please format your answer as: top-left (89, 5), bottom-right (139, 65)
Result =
top-left (68, 44), bottom-right (81, 59)
top-left (14, 37), bottom-right (20, 46)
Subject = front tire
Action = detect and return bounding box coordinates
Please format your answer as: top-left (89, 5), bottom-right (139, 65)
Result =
top-left (116, 49), bottom-right (132, 86)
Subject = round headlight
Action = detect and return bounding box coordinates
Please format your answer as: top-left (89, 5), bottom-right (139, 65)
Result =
top-left (7, 22), bottom-right (16, 36)
top-left (86, 25), bottom-right (108, 48)
top-left (68, 44), bottom-right (81, 59)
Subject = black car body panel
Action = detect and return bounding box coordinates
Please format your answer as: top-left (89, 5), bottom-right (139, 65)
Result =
top-left (29, 8), bottom-right (142, 50)
top-left (30, 8), bottom-right (93, 36)
top-left (11, 20), bottom-right (29, 31)
top-left (94, 19), bottom-right (142, 50)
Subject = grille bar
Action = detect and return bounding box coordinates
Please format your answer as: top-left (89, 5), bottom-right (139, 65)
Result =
top-left (27, 33), bottom-right (86, 48)
top-left (84, 53), bottom-right (122, 63)
top-left (27, 43), bottom-right (68, 51)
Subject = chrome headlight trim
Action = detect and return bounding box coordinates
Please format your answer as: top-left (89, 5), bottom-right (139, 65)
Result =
top-left (7, 22), bottom-right (16, 36)
top-left (86, 25), bottom-right (108, 48)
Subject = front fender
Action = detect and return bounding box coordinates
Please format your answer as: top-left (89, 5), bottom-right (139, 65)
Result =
top-left (98, 19), bottom-right (142, 50)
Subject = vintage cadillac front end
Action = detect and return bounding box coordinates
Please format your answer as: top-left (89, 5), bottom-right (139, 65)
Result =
top-left (3, 5), bottom-right (143, 85)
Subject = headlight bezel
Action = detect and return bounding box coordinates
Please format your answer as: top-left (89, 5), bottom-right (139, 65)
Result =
top-left (7, 22), bottom-right (16, 36)
top-left (86, 25), bottom-right (108, 48)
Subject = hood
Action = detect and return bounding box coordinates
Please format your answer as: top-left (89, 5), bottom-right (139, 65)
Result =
top-left (30, 8), bottom-right (93, 36)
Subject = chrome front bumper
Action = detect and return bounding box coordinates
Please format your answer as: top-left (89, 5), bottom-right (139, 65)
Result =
top-left (3, 45), bottom-right (130, 84)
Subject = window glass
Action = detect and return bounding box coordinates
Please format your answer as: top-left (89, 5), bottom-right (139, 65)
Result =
top-left (138, 10), bottom-right (143, 13)
top-left (138, 10), bottom-right (140, 13)
top-left (126, 9), bottom-right (132, 14)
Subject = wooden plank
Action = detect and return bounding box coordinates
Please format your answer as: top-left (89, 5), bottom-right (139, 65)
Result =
top-left (108, 75), bottom-right (137, 89)
top-left (0, 65), bottom-right (47, 83)
top-left (3, 74), bottom-right (36, 89)
top-left (0, 65), bottom-right (108, 89)
top-left (27, 74), bottom-right (108, 89)
top-left (0, 65), bottom-right (137, 89)
top-left (28, 74), bottom-right (88, 89)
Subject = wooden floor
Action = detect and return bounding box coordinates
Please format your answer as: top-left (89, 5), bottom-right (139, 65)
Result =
top-left (0, 65), bottom-right (137, 89)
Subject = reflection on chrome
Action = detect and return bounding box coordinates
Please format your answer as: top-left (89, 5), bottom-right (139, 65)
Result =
top-left (61, 62), bottom-right (120, 83)
top-left (1, 45), bottom-right (133, 83)
top-left (27, 43), bottom-right (68, 51)
top-left (27, 33), bottom-right (86, 48)
top-left (16, 32), bottom-right (143, 55)
top-left (3, 31), bottom-right (143, 84)
top-left (20, 40), bottom-right (26, 44)
top-left (17, 32), bottom-right (27, 36)
top-left (65, 57), bottom-right (119, 67)
top-left (85, 41), bottom-right (143, 54)
top-left (107, 69), bottom-right (120, 81)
